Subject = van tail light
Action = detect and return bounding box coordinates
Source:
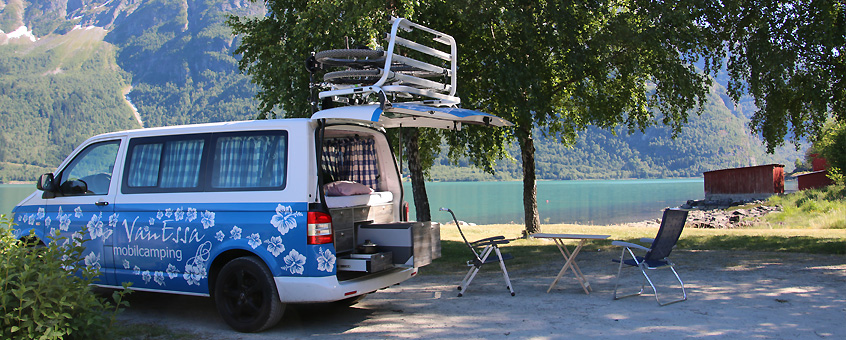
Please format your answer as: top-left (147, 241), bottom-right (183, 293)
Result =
top-left (307, 211), bottom-right (333, 245)
top-left (402, 201), bottom-right (410, 221)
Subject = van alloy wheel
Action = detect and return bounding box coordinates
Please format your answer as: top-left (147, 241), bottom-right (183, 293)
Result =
top-left (214, 256), bottom-right (285, 332)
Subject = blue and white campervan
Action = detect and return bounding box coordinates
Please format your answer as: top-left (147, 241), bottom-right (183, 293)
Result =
top-left (11, 18), bottom-right (512, 332)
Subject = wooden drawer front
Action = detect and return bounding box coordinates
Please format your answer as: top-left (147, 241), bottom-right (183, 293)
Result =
top-left (330, 208), bottom-right (354, 231)
top-left (334, 228), bottom-right (355, 253)
top-left (354, 204), bottom-right (392, 223)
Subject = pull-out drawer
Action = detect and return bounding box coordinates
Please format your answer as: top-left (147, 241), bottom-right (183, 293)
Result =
top-left (337, 252), bottom-right (394, 272)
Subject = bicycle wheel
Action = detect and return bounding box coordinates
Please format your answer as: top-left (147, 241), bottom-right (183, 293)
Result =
top-left (323, 69), bottom-right (386, 84)
top-left (315, 49), bottom-right (385, 68)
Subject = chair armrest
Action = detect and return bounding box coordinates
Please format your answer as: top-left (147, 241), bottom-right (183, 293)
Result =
top-left (640, 238), bottom-right (655, 244)
top-left (611, 241), bottom-right (650, 251)
top-left (471, 236), bottom-right (509, 246)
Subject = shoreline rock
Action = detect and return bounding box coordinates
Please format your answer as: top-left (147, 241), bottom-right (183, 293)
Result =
top-left (624, 199), bottom-right (783, 229)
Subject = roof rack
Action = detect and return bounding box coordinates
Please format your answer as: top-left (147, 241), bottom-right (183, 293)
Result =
top-left (315, 17), bottom-right (459, 108)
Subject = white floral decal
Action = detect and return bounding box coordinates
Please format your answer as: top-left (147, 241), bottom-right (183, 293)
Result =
top-left (109, 214), bottom-right (119, 228)
top-left (186, 207), bottom-right (197, 222)
top-left (74, 206), bottom-right (83, 218)
top-left (153, 271), bottom-right (165, 286)
top-left (201, 211), bottom-right (215, 229)
top-left (266, 236), bottom-right (285, 257)
top-left (148, 217), bottom-right (155, 225)
top-left (84, 252), bottom-right (101, 271)
top-left (175, 207), bottom-right (184, 221)
top-left (156, 210), bottom-right (164, 220)
top-left (184, 242), bottom-right (212, 286)
top-left (59, 213), bottom-right (71, 231)
top-left (44, 216), bottom-right (51, 228)
top-left (247, 233), bottom-right (262, 249)
top-left (270, 204), bottom-right (303, 235)
top-left (87, 213), bottom-right (112, 241)
top-left (142, 270), bottom-right (151, 284)
top-left (230, 226), bottom-right (241, 240)
top-left (36, 208), bottom-right (45, 220)
top-left (166, 264), bottom-right (178, 279)
top-left (165, 208), bottom-right (173, 218)
top-left (282, 249), bottom-right (306, 275)
top-left (316, 247), bottom-right (336, 272)
top-left (133, 266), bottom-right (141, 275)
top-left (215, 231), bottom-right (225, 242)
top-left (123, 259), bottom-right (131, 269)
top-left (57, 206), bottom-right (63, 219)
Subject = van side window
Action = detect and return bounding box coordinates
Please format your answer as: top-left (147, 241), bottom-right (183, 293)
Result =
top-left (210, 132), bottom-right (287, 190)
top-left (59, 141), bottom-right (120, 195)
top-left (125, 137), bottom-right (206, 192)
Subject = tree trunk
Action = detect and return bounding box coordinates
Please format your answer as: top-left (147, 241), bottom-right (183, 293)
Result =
top-left (518, 128), bottom-right (541, 234)
top-left (405, 128), bottom-right (431, 221)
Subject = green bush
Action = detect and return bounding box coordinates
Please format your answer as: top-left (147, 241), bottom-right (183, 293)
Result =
top-left (0, 215), bottom-right (131, 339)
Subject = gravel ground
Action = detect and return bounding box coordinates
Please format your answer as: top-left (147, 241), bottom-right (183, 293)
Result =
top-left (117, 250), bottom-right (846, 339)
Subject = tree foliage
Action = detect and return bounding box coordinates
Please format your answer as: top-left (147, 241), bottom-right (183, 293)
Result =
top-left (816, 120), bottom-right (846, 183)
top-left (228, 0), bottom-right (416, 118)
top-left (718, 0), bottom-right (846, 151)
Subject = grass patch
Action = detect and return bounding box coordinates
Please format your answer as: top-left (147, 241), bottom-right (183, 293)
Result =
top-left (425, 223), bottom-right (846, 274)
top-left (762, 184), bottom-right (846, 229)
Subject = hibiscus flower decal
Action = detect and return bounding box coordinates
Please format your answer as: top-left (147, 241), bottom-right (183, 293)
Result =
top-left (247, 233), bottom-right (262, 249)
top-left (270, 204), bottom-right (303, 235)
top-left (230, 226), bottom-right (242, 240)
top-left (84, 252), bottom-right (101, 271)
top-left (266, 236), bottom-right (285, 257)
top-left (166, 264), bottom-right (179, 279)
top-left (201, 210), bottom-right (215, 229)
top-left (282, 249), bottom-right (306, 275)
top-left (316, 247), bottom-right (336, 272)
top-left (186, 207), bottom-right (198, 222)
top-left (154, 271), bottom-right (165, 286)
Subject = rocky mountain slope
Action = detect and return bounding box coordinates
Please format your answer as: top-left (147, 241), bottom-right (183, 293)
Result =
top-left (0, 0), bottom-right (804, 182)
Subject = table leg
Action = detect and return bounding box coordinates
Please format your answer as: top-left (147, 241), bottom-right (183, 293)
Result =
top-left (546, 239), bottom-right (591, 294)
top-left (561, 242), bottom-right (592, 293)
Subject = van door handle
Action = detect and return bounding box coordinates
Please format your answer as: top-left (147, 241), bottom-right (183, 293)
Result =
top-left (95, 201), bottom-right (109, 206)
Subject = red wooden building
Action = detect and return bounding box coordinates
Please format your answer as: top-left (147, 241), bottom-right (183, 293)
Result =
top-left (796, 154), bottom-right (833, 190)
top-left (703, 164), bottom-right (785, 201)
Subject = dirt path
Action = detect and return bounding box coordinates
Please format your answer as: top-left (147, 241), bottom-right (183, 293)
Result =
top-left (118, 250), bottom-right (846, 339)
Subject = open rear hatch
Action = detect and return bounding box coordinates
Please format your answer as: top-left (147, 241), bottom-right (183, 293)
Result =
top-left (313, 103), bottom-right (510, 277)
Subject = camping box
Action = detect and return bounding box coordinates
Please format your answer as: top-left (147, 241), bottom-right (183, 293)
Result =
top-left (357, 222), bottom-right (441, 267)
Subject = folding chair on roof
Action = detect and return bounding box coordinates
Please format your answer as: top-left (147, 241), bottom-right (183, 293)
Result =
top-left (612, 208), bottom-right (689, 306)
top-left (440, 208), bottom-right (515, 297)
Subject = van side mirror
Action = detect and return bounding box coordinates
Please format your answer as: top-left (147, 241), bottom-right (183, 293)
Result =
top-left (37, 173), bottom-right (57, 199)
top-left (37, 173), bottom-right (56, 192)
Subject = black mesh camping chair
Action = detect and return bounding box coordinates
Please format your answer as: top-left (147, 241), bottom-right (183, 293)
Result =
top-left (440, 208), bottom-right (515, 297)
top-left (612, 208), bottom-right (688, 306)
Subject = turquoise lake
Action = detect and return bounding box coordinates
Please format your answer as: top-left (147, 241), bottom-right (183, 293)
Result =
top-left (404, 179), bottom-right (705, 225)
top-left (3, 178), bottom-right (777, 225)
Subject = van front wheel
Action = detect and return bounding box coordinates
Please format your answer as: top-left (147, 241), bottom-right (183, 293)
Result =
top-left (214, 256), bottom-right (285, 333)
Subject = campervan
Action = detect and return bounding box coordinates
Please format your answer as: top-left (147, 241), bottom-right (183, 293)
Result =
top-left (11, 18), bottom-right (511, 332)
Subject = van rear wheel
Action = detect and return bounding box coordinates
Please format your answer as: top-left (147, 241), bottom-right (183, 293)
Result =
top-left (214, 256), bottom-right (284, 333)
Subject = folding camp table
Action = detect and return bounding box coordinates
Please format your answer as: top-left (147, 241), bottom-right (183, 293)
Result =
top-left (531, 233), bottom-right (610, 294)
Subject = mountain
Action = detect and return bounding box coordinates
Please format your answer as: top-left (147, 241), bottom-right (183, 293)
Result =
top-left (0, 0), bottom-right (804, 183)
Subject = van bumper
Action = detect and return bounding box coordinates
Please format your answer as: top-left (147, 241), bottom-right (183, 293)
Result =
top-left (274, 267), bottom-right (416, 303)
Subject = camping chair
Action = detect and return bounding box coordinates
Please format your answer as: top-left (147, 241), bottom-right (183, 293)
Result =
top-left (440, 208), bottom-right (515, 297)
top-left (612, 208), bottom-right (688, 306)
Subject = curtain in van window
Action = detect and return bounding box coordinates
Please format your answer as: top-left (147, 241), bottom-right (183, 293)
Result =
top-left (212, 135), bottom-right (286, 188)
top-left (128, 143), bottom-right (163, 187)
top-left (160, 140), bottom-right (204, 188)
top-left (321, 138), bottom-right (379, 190)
